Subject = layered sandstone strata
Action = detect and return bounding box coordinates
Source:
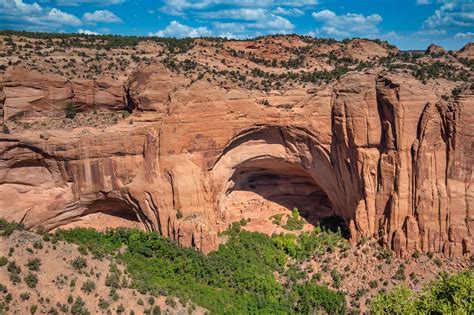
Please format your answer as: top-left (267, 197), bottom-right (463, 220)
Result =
top-left (0, 64), bottom-right (472, 258)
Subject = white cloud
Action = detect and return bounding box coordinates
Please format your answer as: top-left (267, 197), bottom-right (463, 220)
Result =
top-left (159, 0), bottom-right (316, 16)
top-left (149, 20), bottom-right (212, 38)
top-left (0, 0), bottom-right (81, 31)
top-left (213, 22), bottom-right (247, 33)
top-left (55, 0), bottom-right (125, 6)
top-left (198, 8), bottom-right (267, 20)
top-left (273, 7), bottom-right (305, 17)
top-left (311, 10), bottom-right (382, 38)
top-left (423, 1), bottom-right (474, 29)
top-left (277, 0), bottom-right (317, 6)
top-left (198, 7), bottom-right (294, 35)
top-left (160, 0), bottom-right (215, 16)
top-left (46, 8), bottom-right (82, 25)
top-left (82, 10), bottom-right (122, 24)
top-left (416, 0), bottom-right (431, 4)
top-left (78, 29), bottom-right (100, 35)
top-left (253, 15), bottom-right (294, 31)
top-left (381, 31), bottom-right (403, 40)
top-left (414, 29), bottom-right (447, 36)
top-left (455, 31), bottom-right (473, 39)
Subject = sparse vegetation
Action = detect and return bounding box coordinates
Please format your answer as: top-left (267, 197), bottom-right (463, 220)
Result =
top-left (56, 225), bottom-right (347, 314)
top-left (283, 207), bottom-right (305, 231)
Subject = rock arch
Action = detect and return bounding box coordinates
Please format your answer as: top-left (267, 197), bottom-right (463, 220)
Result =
top-left (210, 125), bottom-right (352, 237)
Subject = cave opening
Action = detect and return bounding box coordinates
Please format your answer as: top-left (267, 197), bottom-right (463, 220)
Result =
top-left (223, 158), bottom-right (348, 237)
top-left (60, 197), bottom-right (144, 231)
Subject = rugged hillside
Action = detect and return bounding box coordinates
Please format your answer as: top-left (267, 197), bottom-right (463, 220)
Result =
top-left (0, 32), bottom-right (473, 258)
top-left (0, 220), bottom-right (471, 314)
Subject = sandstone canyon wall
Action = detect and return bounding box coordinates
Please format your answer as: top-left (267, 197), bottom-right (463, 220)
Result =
top-left (1, 64), bottom-right (472, 258)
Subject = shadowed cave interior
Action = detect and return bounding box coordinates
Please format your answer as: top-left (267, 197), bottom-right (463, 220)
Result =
top-left (226, 158), bottom-right (349, 236)
top-left (60, 197), bottom-right (143, 231)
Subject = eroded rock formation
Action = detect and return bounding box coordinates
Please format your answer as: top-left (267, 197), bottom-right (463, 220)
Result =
top-left (0, 39), bottom-right (473, 258)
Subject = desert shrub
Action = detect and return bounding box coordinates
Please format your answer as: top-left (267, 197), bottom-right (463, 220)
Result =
top-left (2, 124), bottom-right (9, 134)
top-left (282, 208), bottom-right (305, 231)
top-left (105, 263), bottom-right (121, 288)
top-left (66, 102), bottom-right (76, 119)
top-left (117, 304), bottom-right (125, 314)
top-left (165, 296), bottom-right (176, 308)
top-left (433, 257), bottom-right (443, 267)
top-left (152, 305), bottom-right (161, 315)
top-left (24, 273), bottom-right (38, 288)
top-left (393, 264), bottom-right (406, 281)
top-left (80, 280), bottom-right (96, 294)
top-left (0, 257), bottom-right (7, 267)
top-left (71, 257), bottom-right (87, 271)
top-left (109, 288), bottom-right (119, 301)
top-left (270, 213), bottom-right (283, 226)
top-left (32, 240), bottom-right (43, 249)
top-left (0, 219), bottom-right (24, 236)
top-left (98, 298), bottom-right (109, 310)
top-left (20, 292), bottom-right (30, 301)
top-left (331, 268), bottom-right (342, 289)
top-left (26, 258), bottom-right (41, 271)
top-left (71, 297), bottom-right (89, 315)
top-left (7, 261), bottom-right (21, 274)
top-left (148, 296), bottom-right (155, 305)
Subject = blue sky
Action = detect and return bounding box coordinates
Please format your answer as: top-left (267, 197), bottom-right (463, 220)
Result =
top-left (0, 0), bottom-right (472, 50)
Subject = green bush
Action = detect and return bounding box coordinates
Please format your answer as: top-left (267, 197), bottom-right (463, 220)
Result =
top-left (70, 257), bottom-right (87, 271)
top-left (289, 282), bottom-right (346, 314)
top-left (81, 280), bottom-right (96, 294)
top-left (26, 258), bottom-right (41, 271)
top-left (0, 283), bottom-right (7, 293)
top-left (0, 257), bottom-right (7, 267)
top-left (283, 208), bottom-right (305, 231)
top-left (415, 271), bottom-right (473, 314)
top-left (65, 102), bottom-right (76, 119)
top-left (370, 271), bottom-right (474, 314)
top-left (7, 261), bottom-right (21, 274)
top-left (0, 219), bottom-right (24, 236)
top-left (2, 124), bottom-right (9, 134)
top-left (20, 292), bottom-right (30, 301)
top-left (98, 298), bottom-right (109, 310)
top-left (71, 297), bottom-right (89, 315)
top-left (24, 273), bottom-right (38, 288)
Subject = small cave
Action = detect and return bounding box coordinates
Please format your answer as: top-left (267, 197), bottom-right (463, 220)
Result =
top-left (60, 197), bottom-right (144, 231)
top-left (223, 158), bottom-right (348, 236)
